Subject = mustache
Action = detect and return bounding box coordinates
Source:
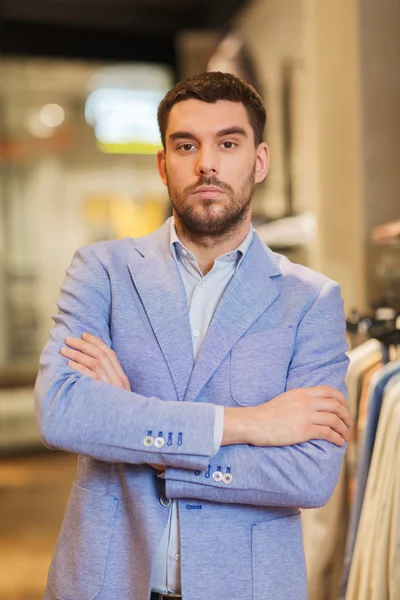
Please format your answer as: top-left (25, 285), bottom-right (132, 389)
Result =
top-left (184, 176), bottom-right (234, 196)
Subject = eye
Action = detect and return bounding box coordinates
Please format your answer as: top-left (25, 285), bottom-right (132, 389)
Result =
top-left (221, 141), bottom-right (236, 149)
top-left (179, 143), bottom-right (196, 152)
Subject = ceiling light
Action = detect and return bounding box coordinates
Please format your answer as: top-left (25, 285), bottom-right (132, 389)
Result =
top-left (85, 64), bottom-right (172, 154)
top-left (40, 103), bottom-right (65, 128)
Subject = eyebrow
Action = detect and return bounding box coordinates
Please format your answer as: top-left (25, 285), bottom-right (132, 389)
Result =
top-left (168, 126), bottom-right (248, 142)
top-left (168, 131), bottom-right (197, 142)
top-left (216, 126), bottom-right (248, 138)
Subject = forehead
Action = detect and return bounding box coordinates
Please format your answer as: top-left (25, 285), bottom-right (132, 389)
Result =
top-left (166, 99), bottom-right (252, 137)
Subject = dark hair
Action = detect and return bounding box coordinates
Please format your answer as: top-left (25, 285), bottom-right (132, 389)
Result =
top-left (157, 71), bottom-right (266, 148)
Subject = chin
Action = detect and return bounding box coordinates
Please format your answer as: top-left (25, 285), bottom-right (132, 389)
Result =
top-left (195, 202), bottom-right (225, 216)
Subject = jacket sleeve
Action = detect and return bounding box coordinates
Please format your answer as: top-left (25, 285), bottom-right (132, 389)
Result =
top-left (164, 280), bottom-right (350, 508)
top-left (34, 245), bottom-right (217, 470)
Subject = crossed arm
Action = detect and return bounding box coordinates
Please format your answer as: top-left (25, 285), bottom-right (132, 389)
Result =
top-left (61, 333), bottom-right (350, 451)
top-left (60, 325), bottom-right (350, 508)
top-left (35, 246), bottom-right (350, 508)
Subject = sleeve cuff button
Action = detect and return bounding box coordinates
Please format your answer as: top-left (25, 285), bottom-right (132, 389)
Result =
top-left (212, 471), bottom-right (223, 482)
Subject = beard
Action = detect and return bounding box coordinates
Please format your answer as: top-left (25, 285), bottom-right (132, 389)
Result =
top-left (166, 166), bottom-right (256, 244)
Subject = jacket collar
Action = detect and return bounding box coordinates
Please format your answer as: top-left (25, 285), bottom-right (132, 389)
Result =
top-left (128, 218), bottom-right (281, 402)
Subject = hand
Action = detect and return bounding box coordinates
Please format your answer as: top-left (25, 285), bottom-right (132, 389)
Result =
top-left (60, 333), bottom-right (131, 391)
top-left (60, 333), bottom-right (163, 472)
top-left (223, 386), bottom-right (351, 447)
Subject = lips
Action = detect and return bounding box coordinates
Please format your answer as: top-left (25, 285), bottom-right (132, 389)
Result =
top-left (193, 186), bottom-right (223, 194)
top-left (192, 186), bottom-right (225, 201)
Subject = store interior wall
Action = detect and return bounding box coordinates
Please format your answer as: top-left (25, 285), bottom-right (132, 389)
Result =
top-left (233, 0), bottom-right (400, 314)
top-left (359, 0), bottom-right (400, 308)
top-left (0, 60), bottom-right (169, 385)
top-left (360, 0), bottom-right (400, 234)
top-left (235, 0), bottom-right (366, 313)
top-left (303, 0), bottom-right (365, 313)
top-left (235, 0), bottom-right (306, 222)
top-left (176, 30), bottom-right (221, 80)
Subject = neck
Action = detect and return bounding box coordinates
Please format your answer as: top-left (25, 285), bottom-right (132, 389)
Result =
top-left (173, 214), bottom-right (252, 275)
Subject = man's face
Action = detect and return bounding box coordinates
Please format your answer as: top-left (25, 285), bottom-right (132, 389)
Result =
top-left (157, 99), bottom-right (269, 238)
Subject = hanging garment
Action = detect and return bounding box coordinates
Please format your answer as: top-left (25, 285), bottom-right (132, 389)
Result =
top-left (345, 340), bottom-right (383, 413)
top-left (356, 362), bottom-right (383, 456)
top-left (370, 400), bottom-right (400, 600)
top-left (345, 342), bottom-right (383, 503)
top-left (302, 466), bottom-right (348, 600)
top-left (302, 340), bottom-right (382, 600)
top-left (340, 362), bottom-right (400, 599)
top-left (345, 379), bottom-right (400, 600)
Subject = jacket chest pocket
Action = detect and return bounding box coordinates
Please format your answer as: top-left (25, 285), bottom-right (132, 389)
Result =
top-left (230, 328), bottom-right (295, 406)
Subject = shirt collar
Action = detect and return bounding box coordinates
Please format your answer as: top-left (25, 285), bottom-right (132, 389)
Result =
top-left (169, 218), bottom-right (254, 269)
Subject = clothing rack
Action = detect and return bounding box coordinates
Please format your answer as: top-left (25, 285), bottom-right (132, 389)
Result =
top-left (302, 304), bottom-right (400, 600)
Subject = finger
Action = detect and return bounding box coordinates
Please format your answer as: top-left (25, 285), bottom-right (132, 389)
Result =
top-left (65, 336), bottom-right (104, 360)
top-left (81, 332), bottom-right (109, 351)
top-left (65, 337), bottom-right (119, 385)
top-left (312, 398), bottom-right (352, 428)
top-left (61, 346), bottom-right (99, 369)
top-left (63, 342), bottom-right (130, 391)
top-left (81, 333), bottom-right (129, 385)
top-left (308, 386), bottom-right (348, 407)
top-left (60, 347), bottom-right (111, 383)
top-left (66, 359), bottom-right (109, 383)
top-left (313, 412), bottom-right (350, 442)
top-left (307, 385), bottom-right (346, 402)
top-left (312, 425), bottom-right (346, 447)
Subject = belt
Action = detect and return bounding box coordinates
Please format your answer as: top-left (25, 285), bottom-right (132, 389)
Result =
top-left (150, 594), bottom-right (182, 600)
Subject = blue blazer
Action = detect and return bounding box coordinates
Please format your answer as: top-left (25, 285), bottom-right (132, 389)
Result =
top-left (34, 218), bottom-right (349, 600)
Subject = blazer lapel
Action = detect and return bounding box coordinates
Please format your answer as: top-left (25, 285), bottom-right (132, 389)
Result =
top-left (184, 234), bottom-right (281, 404)
top-left (127, 220), bottom-right (194, 401)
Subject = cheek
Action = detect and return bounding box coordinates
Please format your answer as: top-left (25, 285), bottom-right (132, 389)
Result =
top-left (221, 154), bottom-right (254, 181)
top-left (167, 157), bottom-right (195, 186)
top-left (221, 169), bottom-right (252, 193)
top-left (166, 157), bottom-right (193, 181)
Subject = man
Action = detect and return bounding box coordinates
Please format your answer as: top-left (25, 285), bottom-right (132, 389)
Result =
top-left (35, 71), bottom-right (351, 600)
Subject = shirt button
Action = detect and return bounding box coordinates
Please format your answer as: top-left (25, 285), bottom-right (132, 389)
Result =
top-left (212, 471), bottom-right (223, 482)
top-left (174, 553), bottom-right (181, 562)
top-left (181, 249), bottom-right (187, 256)
top-left (154, 437), bottom-right (165, 449)
top-left (223, 473), bottom-right (233, 485)
top-left (192, 331), bottom-right (200, 338)
top-left (159, 495), bottom-right (171, 507)
top-left (143, 435), bottom-right (154, 447)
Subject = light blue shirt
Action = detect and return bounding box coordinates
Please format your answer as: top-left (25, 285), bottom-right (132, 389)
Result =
top-left (150, 219), bottom-right (254, 594)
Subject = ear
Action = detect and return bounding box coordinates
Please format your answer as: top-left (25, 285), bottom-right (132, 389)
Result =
top-left (156, 148), bottom-right (168, 186)
top-left (254, 142), bottom-right (270, 184)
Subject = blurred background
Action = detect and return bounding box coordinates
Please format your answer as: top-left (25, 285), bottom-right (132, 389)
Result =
top-left (0, 1), bottom-right (399, 599)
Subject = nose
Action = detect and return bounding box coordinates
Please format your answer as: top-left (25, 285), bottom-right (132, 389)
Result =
top-left (195, 147), bottom-right (219, 177)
